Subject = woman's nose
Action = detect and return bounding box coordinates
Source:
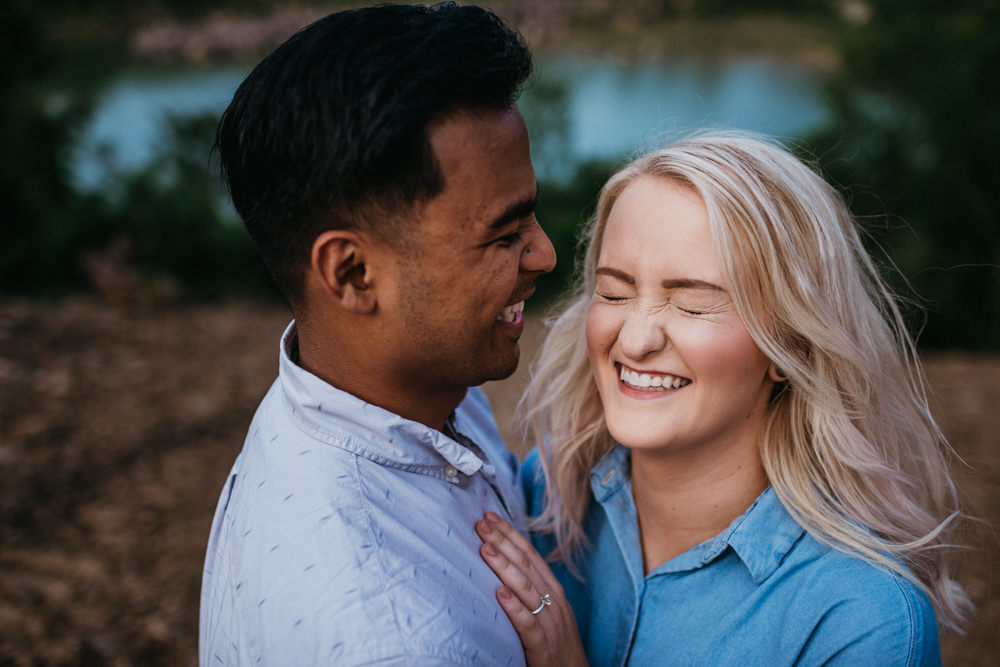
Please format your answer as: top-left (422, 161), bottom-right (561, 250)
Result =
top-left (618, 308), bottom-right (667, 360)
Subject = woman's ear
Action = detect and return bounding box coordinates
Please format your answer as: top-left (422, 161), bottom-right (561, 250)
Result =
top-left (310, 230), bottom-right (377, 314)
top-left (768, 363), bottom-right (788, 383)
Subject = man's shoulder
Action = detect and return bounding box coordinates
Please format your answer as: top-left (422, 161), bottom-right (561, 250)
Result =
top-left (201, 393), bottom-right (526, 666)
top-left (202, 469), bottom-right (525, 665)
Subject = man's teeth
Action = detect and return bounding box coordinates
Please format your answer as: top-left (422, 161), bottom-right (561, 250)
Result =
top-left (619, 365), bottom-right (690, 390)
top-left (497, 301), bottom-right (525, 323)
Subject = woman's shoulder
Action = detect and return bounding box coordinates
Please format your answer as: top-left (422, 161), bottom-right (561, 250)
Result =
top-left (789, 533), bottom-right (932, 608)
top-left (783, 533), bottom-right (941, 665)
top-left (519, 447), bottom-right (547, 513)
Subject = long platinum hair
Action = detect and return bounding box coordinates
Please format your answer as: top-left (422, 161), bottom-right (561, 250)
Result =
top-left (522, 130), bottom-right (969, 631)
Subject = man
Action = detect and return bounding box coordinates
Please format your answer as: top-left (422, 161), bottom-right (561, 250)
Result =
top-left (199, 3), bottom-right (556, 665)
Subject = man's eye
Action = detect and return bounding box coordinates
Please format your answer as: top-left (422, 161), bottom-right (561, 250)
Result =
top-left (496, 232), bottom-right (522, 245)
top-left (597, 292), bottom-right (627, 302)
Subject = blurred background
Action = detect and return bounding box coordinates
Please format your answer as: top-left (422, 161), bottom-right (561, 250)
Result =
top-left (0, 0), bottom-right (997, 664)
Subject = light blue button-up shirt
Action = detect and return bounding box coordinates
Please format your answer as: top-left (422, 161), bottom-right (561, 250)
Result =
top-left (200, 323), bottom-right (527, 666)
top-left (523, 446), bottom-right (941, 666)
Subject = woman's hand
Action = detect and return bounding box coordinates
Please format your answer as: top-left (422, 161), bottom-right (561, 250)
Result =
top-left (475, 512), bottom-right (588, 667)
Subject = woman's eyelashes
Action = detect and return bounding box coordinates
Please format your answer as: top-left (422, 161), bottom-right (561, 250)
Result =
top-left (594, 291), bottom-right (715, 315)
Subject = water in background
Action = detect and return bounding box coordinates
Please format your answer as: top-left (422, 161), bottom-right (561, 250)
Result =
top-left (73, 56), bottom-right (830, 188)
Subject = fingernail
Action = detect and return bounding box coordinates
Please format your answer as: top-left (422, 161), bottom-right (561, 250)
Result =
top-left (483, 543), bottom-right (497, 557)
top-left (486, 511), bottom-right (500, 524)
top-left (477, 519), bottom-right (492, 534)
top-left (498, 587), bottom-right (511, 600)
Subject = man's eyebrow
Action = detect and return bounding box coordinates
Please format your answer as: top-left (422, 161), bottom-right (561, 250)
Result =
top-left (489, 186), bottom-right (538, 230)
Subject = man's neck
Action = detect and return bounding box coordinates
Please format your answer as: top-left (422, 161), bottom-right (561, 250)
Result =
top-left (294, 320), bottom-right (463, 431)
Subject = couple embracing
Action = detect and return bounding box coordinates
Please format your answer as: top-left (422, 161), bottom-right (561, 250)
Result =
top-left (199, 4), bottom-right (967, 666)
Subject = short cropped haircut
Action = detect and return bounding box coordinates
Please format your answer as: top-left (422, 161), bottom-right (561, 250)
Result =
top-left (216, 2), bottom-right (533, 304)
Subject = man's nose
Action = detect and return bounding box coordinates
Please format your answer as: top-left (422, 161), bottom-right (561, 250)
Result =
top-left (521, 219), bottom-right (557, 274)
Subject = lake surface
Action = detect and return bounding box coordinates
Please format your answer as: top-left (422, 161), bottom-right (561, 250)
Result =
top-left (538, 56), bottom-right (828, 161)
top-left (73, 56), bottom-right (831, 188)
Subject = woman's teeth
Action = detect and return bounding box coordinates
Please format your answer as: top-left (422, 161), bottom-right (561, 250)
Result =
top-left (619, 365), bottom-right (690, 390)
top-left (497, 301), bottom-right (525, 323)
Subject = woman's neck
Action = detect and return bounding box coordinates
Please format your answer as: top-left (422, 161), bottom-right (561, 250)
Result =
top-left (630, 442), bottom-right (768, 575)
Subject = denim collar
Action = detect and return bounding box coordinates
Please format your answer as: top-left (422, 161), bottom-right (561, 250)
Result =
top-left (590, 445), bottom-right (804, 584)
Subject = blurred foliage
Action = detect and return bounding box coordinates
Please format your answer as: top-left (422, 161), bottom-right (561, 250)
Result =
top-left (3, 0), bottom-right (998, 349)
top-left (534, 159), bottom-right (618, 305)
top-left (519, 73), bottom-right (613, 305)
top-left (694, 0), bottom-right (832, 17)
top-left (805, 0), bottom-right (1000, 349)
top-left (0, 0), bottom-right (274, 300)
top-left (37, 0), bottom-right (359, 29)
top-left (75, 113), bottom-right (278, 300)
top-left (0, 0), bottom-right (103, 296)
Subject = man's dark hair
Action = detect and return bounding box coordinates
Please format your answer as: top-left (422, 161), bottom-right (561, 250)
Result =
top-left (216, 2), bottom-right (533, 304)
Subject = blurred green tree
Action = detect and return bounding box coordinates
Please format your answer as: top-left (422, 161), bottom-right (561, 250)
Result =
top-left (0, 1), bottom-right (85, 295)
top-left (807, 0), bottom-right (1000, 349)
top-left (78, 113), bottom-right (278, 300)
top-left (534, 159), bottom-right (617, 305)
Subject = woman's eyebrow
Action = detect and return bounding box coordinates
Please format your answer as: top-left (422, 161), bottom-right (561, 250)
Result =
top-left (595, 267), bottom-right (634, 285)
top-left (661, 278), bottom-right (725, 292)
top-left (596, 268), bottom-right (726, 293)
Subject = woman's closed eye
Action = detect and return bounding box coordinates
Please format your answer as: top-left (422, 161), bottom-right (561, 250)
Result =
top-left (670, 298), bottom-right (731, 316)
top-left (596, 291), bottom-right (629, 303)
top-left (676, 305), bottom-right (707, 315)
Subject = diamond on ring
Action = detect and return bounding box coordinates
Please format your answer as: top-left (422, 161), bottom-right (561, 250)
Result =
top-left (530, 593), bottom-right (553, 615)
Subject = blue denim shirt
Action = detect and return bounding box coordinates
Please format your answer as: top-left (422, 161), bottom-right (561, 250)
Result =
top-left (523, 446), bottom-right (941, 667)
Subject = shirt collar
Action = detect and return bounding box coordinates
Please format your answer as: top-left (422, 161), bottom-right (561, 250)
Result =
top-left (278, 322), bottom-right (494, 479)
top-left (589, 444), bottom-right (631, 502)
top-left (589, 444), bottom-right (804, 584)
top-left (701, 485), bottom-right (804, 584)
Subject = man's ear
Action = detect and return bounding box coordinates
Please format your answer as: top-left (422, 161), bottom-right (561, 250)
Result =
top-left (310, 230), bottom-right (377, 314)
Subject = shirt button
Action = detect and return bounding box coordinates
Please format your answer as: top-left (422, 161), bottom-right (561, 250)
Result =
top-left (444, 464), bottom-right (458, 479)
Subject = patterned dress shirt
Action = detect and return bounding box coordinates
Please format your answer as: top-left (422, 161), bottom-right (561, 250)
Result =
top-left (200, 323), bottom-right (527, 666)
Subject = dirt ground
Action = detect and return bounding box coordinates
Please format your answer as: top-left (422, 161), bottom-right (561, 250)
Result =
top-left (0, 298), bottom-right (996, 665)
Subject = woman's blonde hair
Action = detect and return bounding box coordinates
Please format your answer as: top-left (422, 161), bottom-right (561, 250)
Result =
top-left (523, 130), bottom-right (969, 631)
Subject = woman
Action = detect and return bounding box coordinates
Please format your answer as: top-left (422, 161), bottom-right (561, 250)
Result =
top-left (475, 131), bottom-right (968, 665)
